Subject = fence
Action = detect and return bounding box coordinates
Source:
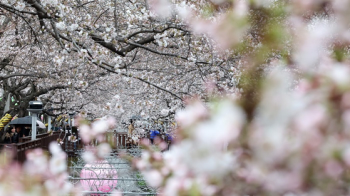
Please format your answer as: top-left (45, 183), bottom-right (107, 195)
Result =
top-left (116, 132), bottom-right (128, 148)
top-left (63, 131), bottom-right (118, 156)
top-left (0, 132), bottom-right (61, 163)
top-left (19, 132), bottom-right (53, 143)
top-left (115, 131), bottom-right (171, 149)
top-left (0, 129), bottom-right (173, 163)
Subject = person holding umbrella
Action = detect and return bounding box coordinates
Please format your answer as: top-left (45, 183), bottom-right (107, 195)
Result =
top-left (10, 126), bottom-right (19, 143)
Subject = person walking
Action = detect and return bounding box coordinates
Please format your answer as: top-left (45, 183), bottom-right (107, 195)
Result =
top-left (166, 132), bottom-right (173, 150)
top-left (149, 129), bottom-right (159, 145)
top-left (128, 119), bottom-right (134, 137)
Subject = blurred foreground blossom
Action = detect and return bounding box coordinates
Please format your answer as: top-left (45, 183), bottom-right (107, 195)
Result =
top-left (3, 0), bottom-right (350, 195)
top-left (135, 62), bottom-right (350, 195)
top-left (0, 143), bottom-right (80, 195)
top-left (79, 116), bottom-right (115, 163)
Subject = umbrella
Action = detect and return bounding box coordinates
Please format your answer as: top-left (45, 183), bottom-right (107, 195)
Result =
top-left (36, 120), bottom-right (46, 129)
top-left (9, 116), bottom-right (46, 129)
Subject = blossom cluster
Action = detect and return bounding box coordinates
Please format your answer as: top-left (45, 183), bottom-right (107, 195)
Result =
top-left (132, 0), bottom-right (350, 195)
top-left (0, 143), bottom-right (80, 195)
top-left (75, 116), bottom-right (116, 163)
top-left (135, 65), bottom-right (350, 195)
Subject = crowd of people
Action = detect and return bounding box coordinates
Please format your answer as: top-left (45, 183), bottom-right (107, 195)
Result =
top-left (0, 122), bottom-right (50, 144)
top-left (1, 126), bottom-right (30, 144)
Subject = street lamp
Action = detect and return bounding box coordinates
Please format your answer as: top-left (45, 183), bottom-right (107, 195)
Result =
top-left (68, 111), bottom-right (75, 128)
top-left (28, 101), bottom-right (43, 140)
top-left (47, 108), bottom-right (53, 132)
top-left (164, 118), bottom-right (169, 133)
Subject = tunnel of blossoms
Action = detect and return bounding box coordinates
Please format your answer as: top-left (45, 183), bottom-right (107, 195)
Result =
top-left (2, 0), bottom-right (350, 195)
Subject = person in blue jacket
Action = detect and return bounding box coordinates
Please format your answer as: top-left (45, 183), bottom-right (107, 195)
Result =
top-left (149, 129), bottom-right (159, 144)
top-left (166, 133), bottom-right (173, 150)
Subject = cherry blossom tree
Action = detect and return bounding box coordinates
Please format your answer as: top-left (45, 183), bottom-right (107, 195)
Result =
top-left (0, 0), bottom-right (238, 122)
top-left (4, 0), bottom-right (350, 195)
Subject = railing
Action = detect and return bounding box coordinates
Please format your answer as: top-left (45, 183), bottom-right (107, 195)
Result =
top-left (0, 131), bottom-right (173, 163)
top-left (63, 132), bottom-right (118, 155)
top-left (62, 137), bottom-right (82, 153)
top-left (0, 132), bottom-right (61, 163)
top-left (115, 132), bottom-right (171, 149)
top-left (116, 132), bottom-right (128, 147)
top-left (41, 132), bottom-right (60, 150)
top-left (19, 132), bottom-right (53, 143)
top-left (2, 139), bottom-right (42, 163)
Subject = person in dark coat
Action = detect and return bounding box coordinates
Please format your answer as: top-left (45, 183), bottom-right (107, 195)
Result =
top-left (2, 127), bottom-right (12, 144)
top-left (11, 126), bottom-right (19, 143)
top-left (23, 126), bottom-right (31, 137)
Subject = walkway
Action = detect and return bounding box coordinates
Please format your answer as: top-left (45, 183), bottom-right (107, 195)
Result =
top-left (68, 150), bottom-right (157, 195)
